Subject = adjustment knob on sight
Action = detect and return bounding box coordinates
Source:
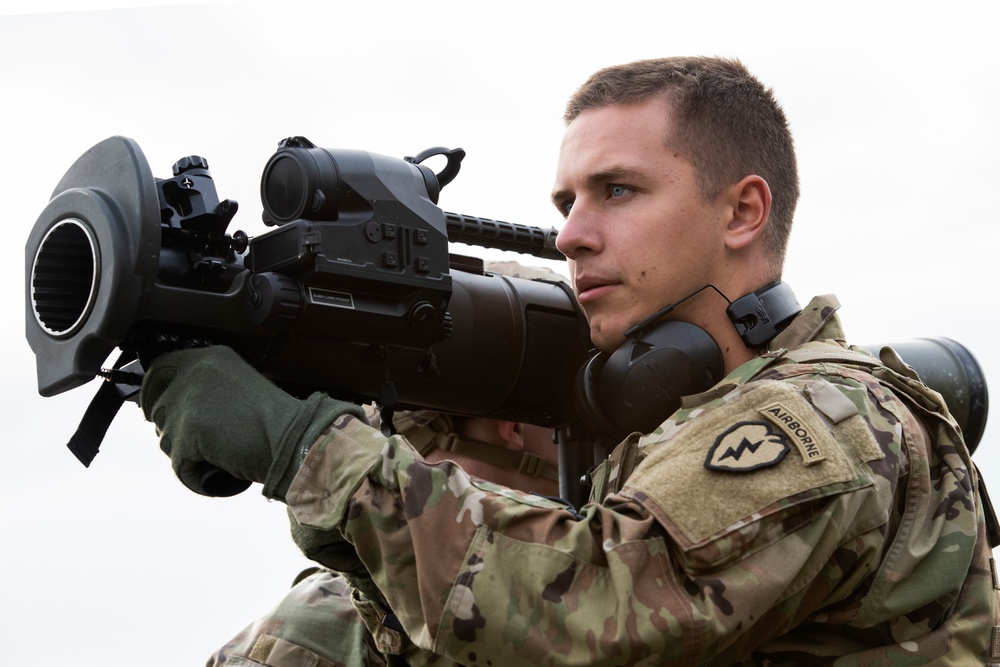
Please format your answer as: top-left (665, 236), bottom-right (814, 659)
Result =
top-left (172, 155), bottom-right (210, 175)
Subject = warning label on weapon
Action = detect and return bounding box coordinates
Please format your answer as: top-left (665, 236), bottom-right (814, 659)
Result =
top-left (309, 287), bottom-right (355, 310)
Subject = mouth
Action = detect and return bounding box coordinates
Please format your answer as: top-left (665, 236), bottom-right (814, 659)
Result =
top-left (574, 275), bottom-right (620, 304)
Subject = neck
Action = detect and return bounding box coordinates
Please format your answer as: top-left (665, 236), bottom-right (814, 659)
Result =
top-left (674, 277), bottom-right (792, 375)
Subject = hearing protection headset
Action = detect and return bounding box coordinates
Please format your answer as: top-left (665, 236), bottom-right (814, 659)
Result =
top-left (576, 281), bottom-right (801, 443)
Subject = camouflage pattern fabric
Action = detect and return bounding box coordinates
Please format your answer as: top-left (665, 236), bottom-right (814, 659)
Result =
top-left (208, 566), bottom-right (466, 667)
top-left (207, 568), bottom-right (384, 666)
top-left (285, 295), bottom-right (1000, 665)
top-left (208, 409), bottom-right (469, 667)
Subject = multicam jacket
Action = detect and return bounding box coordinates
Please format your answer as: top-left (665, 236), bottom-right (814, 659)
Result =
top-left (208, 569), bottom-right (386, 667)
top-left (285, 295), bottom-right (1000, 666)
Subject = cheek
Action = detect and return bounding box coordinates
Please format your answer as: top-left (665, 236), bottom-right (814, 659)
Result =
top-left (629, 265), bottom-right (672, 309)
top-left (633, 265), bottom-right (663, 294)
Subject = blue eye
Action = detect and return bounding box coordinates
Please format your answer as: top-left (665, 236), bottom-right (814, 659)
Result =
top-left (610, 185), bottom-right (629, 198)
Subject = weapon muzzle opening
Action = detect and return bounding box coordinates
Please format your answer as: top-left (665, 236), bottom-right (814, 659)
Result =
top-left (31, 218), bottom-right (99, 337)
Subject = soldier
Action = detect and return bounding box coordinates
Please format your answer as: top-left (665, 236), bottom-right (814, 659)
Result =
top-left (207, 261), bottom-right (564, 667)
top-left (208, 409), bottom-right (559, 667)
top-left (142, 57), bottom-right (999, 664)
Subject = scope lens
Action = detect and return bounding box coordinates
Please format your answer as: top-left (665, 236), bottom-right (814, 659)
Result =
top-left (262, 154), bottom-right (307, 223)
top-left (31, 218), bottom-right (99, 337)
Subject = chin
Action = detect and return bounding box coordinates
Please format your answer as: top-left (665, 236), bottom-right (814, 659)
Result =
top-left (590, 326), bottom-right (626, 354)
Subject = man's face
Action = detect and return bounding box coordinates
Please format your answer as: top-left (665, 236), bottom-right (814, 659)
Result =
top-left (553, 96), bottom-right (732, 353)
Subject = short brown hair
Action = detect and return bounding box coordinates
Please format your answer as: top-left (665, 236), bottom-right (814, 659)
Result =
top-left (564, 57), bottom-right (798, 269)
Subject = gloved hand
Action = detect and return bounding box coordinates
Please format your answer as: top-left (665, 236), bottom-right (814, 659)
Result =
top-left (139, 345), bottom-right (363, 499)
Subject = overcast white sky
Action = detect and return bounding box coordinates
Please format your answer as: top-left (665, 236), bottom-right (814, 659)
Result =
top-left (3, 2), bottom-right (1000, 665)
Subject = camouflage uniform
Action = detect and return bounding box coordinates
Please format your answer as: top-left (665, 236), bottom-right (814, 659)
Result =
top-left (207, 568), bottom-right (384, 667)
top-left (281, 294), bottom-right (999, 665)
top-left (208, 410), bottom-right (475, 667)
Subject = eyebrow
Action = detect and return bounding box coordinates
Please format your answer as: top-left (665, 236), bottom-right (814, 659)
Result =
top-left (550, 165), bottom-right (648, 205)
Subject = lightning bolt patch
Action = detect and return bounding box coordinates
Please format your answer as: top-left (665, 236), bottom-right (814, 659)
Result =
top-left (704, 421), bottom-right (789, 472)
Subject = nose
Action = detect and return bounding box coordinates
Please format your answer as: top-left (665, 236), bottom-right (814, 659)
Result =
top-left (555, 204), bottom-right (600, 260)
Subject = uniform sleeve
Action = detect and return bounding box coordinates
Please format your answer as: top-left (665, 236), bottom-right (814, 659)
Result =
top-left (206, 570), bottom-right (385, 667)
top-left (282, 370), bottom-right (919, 667)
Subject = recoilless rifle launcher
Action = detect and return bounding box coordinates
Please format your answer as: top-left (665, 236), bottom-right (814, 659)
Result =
top-left (24, 136), bottom-right (990, 508)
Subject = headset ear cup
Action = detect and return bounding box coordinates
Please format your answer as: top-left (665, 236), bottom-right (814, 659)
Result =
top-left (595, 321), bottom-right (724, 437)
top-left (575, 352), bottom-right (632, 444)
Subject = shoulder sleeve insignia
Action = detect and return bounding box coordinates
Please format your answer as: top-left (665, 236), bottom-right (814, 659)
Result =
top-left (623, 380), bottom-right (866, 551)
top-left (704, 421), bottom-right (789, 472)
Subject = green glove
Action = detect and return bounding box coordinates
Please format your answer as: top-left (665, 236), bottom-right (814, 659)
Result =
top-left (139, 345), bottom-right (363, 499)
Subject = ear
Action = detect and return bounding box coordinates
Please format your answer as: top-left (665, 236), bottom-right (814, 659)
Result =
top-left (725, 175), bottom-right (771, 250)
top-left (495, 420), bottom-right (526, 450)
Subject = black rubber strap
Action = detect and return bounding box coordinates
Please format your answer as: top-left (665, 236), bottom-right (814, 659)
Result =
top-left (67, 380), bottom-right (128, 467)
top-left (66, 351), bottom-right (139, 467)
